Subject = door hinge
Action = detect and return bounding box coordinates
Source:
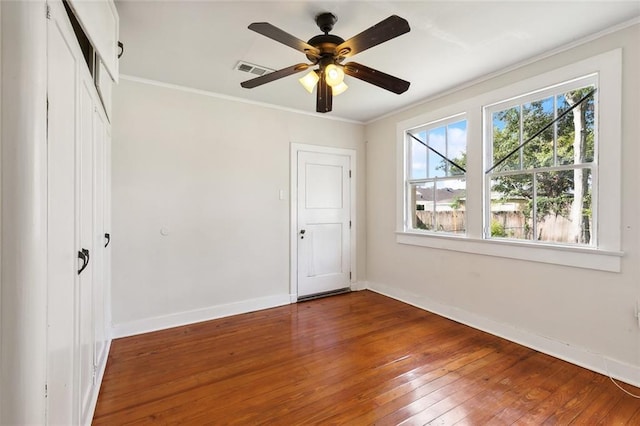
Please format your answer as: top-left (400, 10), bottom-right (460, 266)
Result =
top-left (44, 383), bottom-right (48, 398)
top-left (349, 220), bottom-right (352, 229)
top-left (92, 365), bottom-right (97, 385)
top-left (46, 4), bottom-right (51, 19)
top-left (349, 170), bottom-right (352, 178)
top-left (349, 272), bottom-right (352, 280)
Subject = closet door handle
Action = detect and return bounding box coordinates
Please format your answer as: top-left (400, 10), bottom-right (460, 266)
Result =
top-left (104, 233), bottom-right (111, 248)
top-left (78, 248), bottom-right (90, 275)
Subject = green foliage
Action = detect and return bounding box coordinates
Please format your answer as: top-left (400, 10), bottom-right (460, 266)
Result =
top-left (490, 220), bottom-right (507, 237)
top-left (489, 88), bottom-right (595, 241)
top-left (415, 216), bottom-right (428, 230)
top-left (450, 196), bottom-right (463, 210)
top-left (435, 152), bottom-right (467, 176)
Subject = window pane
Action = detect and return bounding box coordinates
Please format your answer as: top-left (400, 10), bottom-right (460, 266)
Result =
top-left (409, 133), bottom-right (427, 179)
top-left (556, 86), bottom-right (595, 165)
top-left (435, 179), bottom-right (466, 234)
top-left (535, 169), bottom-right (592, 244)
top-left (489, 175), bottom-right (533, 240)
top-left (411, 182), bottom-right (434, 230)
top-left (428, 126), bottom-right (447, 178)
top-left (447, 120), bottom-right (467, 176)
top-left (492, 106), bottom-right (521, 172)
top-left (522, 97), bottom-right (554, 168)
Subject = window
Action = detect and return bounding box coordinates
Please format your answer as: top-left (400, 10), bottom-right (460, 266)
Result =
top-left (397, 49), bottom-right (622, 272)
top-left (405, 116), bottom-right (467, 234)
top-left (485, 76), bottom-right (597, 246)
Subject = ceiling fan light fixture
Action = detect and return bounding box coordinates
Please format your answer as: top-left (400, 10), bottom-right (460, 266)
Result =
top-left (299, 70), bottom-right (319, 93)
top-left (332, 81), bottom-right (348, 96)
top-left (325, 64), bottom-right (344, 87)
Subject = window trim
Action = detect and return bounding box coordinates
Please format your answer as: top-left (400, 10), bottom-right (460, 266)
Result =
top-left (397, 49), bottom-right (622, 272)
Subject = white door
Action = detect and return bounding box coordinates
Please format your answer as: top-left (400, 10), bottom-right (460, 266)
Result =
top-left (47, 7), bottom-right (81, 424)
top-left (47, 2), bottom-right (102, 424)
top-left (93, 107), bottom-right (109, 377)
top-left (78, 78), bottom-right (95, 424)
top-left (297, 151), bottom-right (351, 298)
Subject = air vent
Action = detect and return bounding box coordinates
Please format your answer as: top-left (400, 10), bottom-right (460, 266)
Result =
top-left (235, 61), bottom-right (274, 76)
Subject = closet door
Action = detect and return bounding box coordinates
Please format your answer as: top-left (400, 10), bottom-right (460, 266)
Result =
top-left (47, 2), bottom-right (105, 424)
top-left (93, 106), bottom-right (110, 371)
top-left (78, 77), bottom-right (96, 424)
top-left (46, 5), bottom-right (82, 424)
top-left (46, 1), bottom-right (114, 423)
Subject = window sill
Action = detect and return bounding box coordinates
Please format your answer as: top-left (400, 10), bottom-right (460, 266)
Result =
top-left (396, 231), bottom-right (623, 272)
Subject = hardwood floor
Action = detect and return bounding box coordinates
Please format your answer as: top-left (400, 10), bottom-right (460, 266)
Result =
top-left (93, 290), bottom-right (640, 424)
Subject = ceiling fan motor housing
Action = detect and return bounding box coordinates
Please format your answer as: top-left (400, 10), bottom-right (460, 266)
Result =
top-left (306, 34), bottom-right (345, 63)
top-left (315, 12), bottom-right (337, 33)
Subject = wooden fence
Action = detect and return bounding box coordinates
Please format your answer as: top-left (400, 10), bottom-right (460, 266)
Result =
top-left (415, 210), bottom-right (591, 243)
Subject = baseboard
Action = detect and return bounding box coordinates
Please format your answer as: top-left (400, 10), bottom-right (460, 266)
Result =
top-left (83, 338), bottom-right (112, 426)
top-left (110, 294), bottom-right (292, 338)
top-left (350, 281), bottom-right (368, 291)
top-left (366, 281), bottom-right (640, 388)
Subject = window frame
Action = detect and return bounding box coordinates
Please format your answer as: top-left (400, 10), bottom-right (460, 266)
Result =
top-left (405, 114), bottom-right (468, 235)
top-left (483, 74), bottom-right (599, 246)
top-left (396, 49), bottom-right (622, 272)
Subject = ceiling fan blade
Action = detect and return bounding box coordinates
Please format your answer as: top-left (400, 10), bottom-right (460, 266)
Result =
top-left (344, 62), bottom-right (410, 94)
top-left (248, 22), bottom-right (320, 57)
top-left (316, 72), bottom-right (333, 113)
top-left (241, 63), bottom-right (310, 89)
top-left (335, 15), bottom-right (410, 58)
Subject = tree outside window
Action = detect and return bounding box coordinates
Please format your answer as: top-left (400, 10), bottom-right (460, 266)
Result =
top-left (486, 78), bottom-right (596, 245)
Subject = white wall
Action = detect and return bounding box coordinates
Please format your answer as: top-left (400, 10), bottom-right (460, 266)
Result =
top-left (111, 79), bottom-right (365, 335)
top-left (0, 1), bottom-right (49, 423)
top-left (365, 24), bottom-right (640, 384)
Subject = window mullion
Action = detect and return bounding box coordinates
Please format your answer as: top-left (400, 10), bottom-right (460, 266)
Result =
top-left (531, 172), bottom-right (537, 241)
top-left (432, 177), bottom-right (437, 230)
top-left (519, 106), bottom-right (524, 170)
top-left (553, 95), bottom-right (558, 166)
top-left (445, 125), bottom-right (449, 176)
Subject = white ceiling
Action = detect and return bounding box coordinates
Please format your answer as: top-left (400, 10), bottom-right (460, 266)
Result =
top-left (115, 1), bottom-right (639, 123)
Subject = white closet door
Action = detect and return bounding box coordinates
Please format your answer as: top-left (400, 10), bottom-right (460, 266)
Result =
top-left (47, 2), bottom-right (108, 424)
top-left (93, 106), bottom-right (109, 370)
top-left (46, 6), bottom-right (80, 424)
top-left (78, 78), bottom-right (96, 424)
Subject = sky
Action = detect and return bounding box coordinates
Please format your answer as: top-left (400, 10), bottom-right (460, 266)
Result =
top-left (410, 119), bottom-right (467, 179)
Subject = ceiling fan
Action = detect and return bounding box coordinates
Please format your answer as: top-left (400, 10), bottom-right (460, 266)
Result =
top-left (240, 13), bottom-right (411, 113)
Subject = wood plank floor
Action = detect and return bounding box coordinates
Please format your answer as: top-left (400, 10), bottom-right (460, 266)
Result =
top-left (93, 290), bottom-right (640, 424)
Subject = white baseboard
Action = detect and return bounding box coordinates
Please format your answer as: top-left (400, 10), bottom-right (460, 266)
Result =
top-left (110, 294), bottom-right (292, 338)
top-left (350, 281), bottom-right (368, 291)
top-left (366, 281), bottom-right (640, 388)
top-left (84, 338), bottom-right (112, 426)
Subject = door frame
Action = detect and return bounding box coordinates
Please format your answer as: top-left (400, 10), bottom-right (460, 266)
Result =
top-left (290, 143), bottom-right (357, 301)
